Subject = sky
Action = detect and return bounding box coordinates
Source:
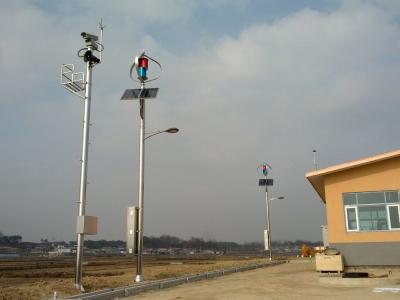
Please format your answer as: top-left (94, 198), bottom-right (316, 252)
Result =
top-left (2, 0), bottom-right (400, 243)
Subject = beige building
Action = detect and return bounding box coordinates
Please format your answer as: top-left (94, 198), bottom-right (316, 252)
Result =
top-left (306, 150), bottom-right (400, 266)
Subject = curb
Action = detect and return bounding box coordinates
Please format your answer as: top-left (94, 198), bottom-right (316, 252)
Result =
top-left (64, 260), bottom-right (286, 300)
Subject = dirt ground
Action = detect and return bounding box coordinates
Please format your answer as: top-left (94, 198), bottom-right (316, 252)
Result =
top-left (129, 260), bottom-right (400, 300)
top-left (0, 255), bottom-right (266, 300)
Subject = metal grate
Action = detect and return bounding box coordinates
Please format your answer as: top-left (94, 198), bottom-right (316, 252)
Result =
top-left (61, 64), bottom-right (85, 98)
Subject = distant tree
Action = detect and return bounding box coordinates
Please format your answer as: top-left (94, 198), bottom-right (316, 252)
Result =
top-left (0, 235), bottom-right (22, 245)
top-left (84, 240), bottom-right (125, 249)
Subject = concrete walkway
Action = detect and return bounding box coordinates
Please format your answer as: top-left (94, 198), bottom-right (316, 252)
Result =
top-left (127, 260), bottom-right (400, 300)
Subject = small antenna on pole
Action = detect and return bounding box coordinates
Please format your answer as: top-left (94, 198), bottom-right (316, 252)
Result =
top-left (98, 19), bottom-right (106, 62)
top-left (313, 149), bottom-right (318, 170)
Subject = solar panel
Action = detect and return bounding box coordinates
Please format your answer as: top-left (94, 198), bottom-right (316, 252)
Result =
top-left (259, 179), bottom-right (274, 186)
top-left (121, 88), bottom-right (159, 100)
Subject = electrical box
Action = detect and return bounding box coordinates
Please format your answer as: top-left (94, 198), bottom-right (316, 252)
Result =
top-left (316, 254), bottom-right (344, 272)
top-left (127, 206), bottom-right (139, 255)
top-left (264, 229), bottom-right (269, 250)
top-left (76, 216), bottom-right (98, 235)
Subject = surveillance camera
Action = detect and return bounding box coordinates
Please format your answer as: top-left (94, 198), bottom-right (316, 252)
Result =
top-left (81, 32), bottom-right (98, 42)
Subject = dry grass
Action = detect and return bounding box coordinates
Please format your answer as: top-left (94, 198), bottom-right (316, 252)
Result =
top-left (0, 255), bottom-right (266, 300)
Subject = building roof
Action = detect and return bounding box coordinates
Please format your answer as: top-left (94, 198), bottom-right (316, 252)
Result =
top-left (306, 149), bottom-right (400, 203)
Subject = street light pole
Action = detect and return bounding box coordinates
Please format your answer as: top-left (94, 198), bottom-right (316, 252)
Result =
top-left (136, 83), bottom-right (146, 283)
top-left (258, 163), bottom-right (273, 261)
top-left (266, 195), bottom-right (285, 261)
top-left (121, 52), bottom-right (164, 283)
top-left (258, 163), bottom-right (285, 261)
top-left (264, 175), bottom-right (272, 261)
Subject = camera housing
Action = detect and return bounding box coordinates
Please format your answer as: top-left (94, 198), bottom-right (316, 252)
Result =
top-left (81, 32), bottom-right (98, 42)
top-left (81, 32), bottom-right (99, 51)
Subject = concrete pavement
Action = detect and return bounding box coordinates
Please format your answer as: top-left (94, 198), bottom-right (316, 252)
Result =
top-left (127, 260), bottom-right (400, 300)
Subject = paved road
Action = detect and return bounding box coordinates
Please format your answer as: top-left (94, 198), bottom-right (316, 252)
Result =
top-left (127, 260), bottom-right (399, 300)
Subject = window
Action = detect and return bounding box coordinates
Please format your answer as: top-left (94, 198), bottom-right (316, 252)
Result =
top-left (358, 205), bottom-right (388, 231)
top-left (388, 205), bottom-right (400, 229)
top-left (343, 191), bottom-right (400, 232)
top-left (345, 206), bottom-right (358, 231)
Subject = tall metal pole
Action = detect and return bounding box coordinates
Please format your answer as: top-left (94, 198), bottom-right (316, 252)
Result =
top-left (136, 82), bottom-right (145, 282)
top-left (122, 52), bottom-right (162, 282)
top-left (75, 48), bottom-right (93, 291)
top-left (265, 174), bottom-right (272, 261)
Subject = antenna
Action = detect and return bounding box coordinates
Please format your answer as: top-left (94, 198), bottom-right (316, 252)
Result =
top-left (99, 18), bottom-right (106, 61)
top-left (313, 149), bottom-right (318, 170)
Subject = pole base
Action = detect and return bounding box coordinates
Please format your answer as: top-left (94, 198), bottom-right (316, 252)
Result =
top-left (135, 274), bottom-right (144, 282)
top-left (74, 283), bottom-right (85, 292)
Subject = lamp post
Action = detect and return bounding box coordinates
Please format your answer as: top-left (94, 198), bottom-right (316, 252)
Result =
top-left (265, 196), bottom-right (284, 260)
top-left (121, 52), bottom-right (175, 283)
top-left (125, 126), bottom-right (178, 282)
top-left (258, 163), bottom-right (285, 261)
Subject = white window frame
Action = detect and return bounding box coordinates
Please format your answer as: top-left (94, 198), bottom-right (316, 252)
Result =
top-left (387, 204), bottom-right (400, 230)
top-left (345, 205), bottom-right (359, 232)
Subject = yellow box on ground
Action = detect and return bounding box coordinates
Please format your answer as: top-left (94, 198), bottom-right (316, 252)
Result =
top-left (315, 254), bottom-right (344, 272)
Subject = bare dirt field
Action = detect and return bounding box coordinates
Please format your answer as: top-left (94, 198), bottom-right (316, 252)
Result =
top-left (0, 255), bottom-right (267, 300)
top-left (129, 260), bottom-right (400, 300)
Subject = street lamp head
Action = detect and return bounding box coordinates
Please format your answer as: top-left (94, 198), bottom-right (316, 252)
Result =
top-left (166, 127), bottom-right (179, 134)
top-left (145, 127), bottom-right (179, 140)
top-left (269, 196), bottom-right (285, 201)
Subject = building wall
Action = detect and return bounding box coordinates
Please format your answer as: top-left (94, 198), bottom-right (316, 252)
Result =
top-left (330, 242), bottom-right (400, 266)
top-left (324, 157), bottom-right (400, 244)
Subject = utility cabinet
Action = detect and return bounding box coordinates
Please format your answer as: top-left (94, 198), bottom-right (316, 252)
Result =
top-left (127, 206), bottom-right (139, 255)
top-left (316, 253), bottom-right (344, 272)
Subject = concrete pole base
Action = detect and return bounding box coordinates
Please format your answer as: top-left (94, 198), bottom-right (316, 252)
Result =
top-left (74, 283), bottom-right (85, 292)
top-left (135, 274), bottom-right (144, 283)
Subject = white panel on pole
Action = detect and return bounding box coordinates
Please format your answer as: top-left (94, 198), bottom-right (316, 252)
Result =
top-left (264, 229), bottom-right (269, 250)
top-left (127, 206), bottom-right (139, 255)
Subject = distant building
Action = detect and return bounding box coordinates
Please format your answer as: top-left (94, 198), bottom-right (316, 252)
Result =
top-left (306, 150), bottom-right (400, 266)
top-left (57, 246), bottom-right (72, 255)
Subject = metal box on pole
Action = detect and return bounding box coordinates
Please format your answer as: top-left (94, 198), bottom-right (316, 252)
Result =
top-left (264, 229), bottom-right (270, 250)
top-left (127, 206), bottom-right (139, 255)
top-left (76, 216), bottom-right (98, 235)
